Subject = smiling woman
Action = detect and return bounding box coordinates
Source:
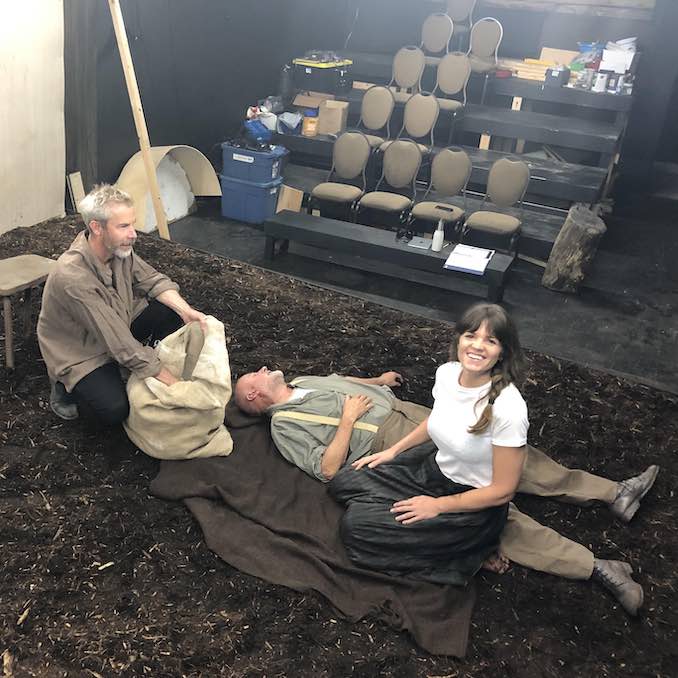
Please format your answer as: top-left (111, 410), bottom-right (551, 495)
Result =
top-left (331, 302), bottom-right (648, 614)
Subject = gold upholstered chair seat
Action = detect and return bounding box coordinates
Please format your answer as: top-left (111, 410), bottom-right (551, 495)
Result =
top-left (359, 191), bottom-right (412, 212)
top-left (311, 183), bottom-right (364, 203)
top-left (379, 139), bottom-right (430, 154)
top-left (363, 133), bottom-right (386, 147)
top-left (438, 98), bottom-right (464, 112)
top-left (465, 210), bottom-right (520, 234)
top-left (411, 201), bottom-right (465, 223)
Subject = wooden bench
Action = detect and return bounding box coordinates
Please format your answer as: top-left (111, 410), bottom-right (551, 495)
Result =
top-left (0, 255), bottom-right (56, 368)
top-left (281, 163), bottom-right (565, 261)
top-left (264, 211), bottom-right (515, 302)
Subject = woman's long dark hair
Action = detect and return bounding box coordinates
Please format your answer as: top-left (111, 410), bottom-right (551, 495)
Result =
top-left (449, 303), bottom-right (524, 434)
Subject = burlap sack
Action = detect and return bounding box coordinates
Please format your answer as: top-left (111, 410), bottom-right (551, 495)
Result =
top-left (124, 316), bottom-right (233, 459)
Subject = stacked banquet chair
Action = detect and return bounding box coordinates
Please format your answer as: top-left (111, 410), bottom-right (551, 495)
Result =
top-left (447, 0), bottom-right (477, 51)
top-left (410, 147), bottom-right (472, 240)
top-left (355, 140), bottom-right (422, 231)
top-left (379, 92), bottom-right (440, 157)
top-left (419, 12), bottom-right (454, 66)
top-left (433, 52), bottom-right (471, 144)
top-left (306, 131), bottom-right (372, 222)
top-left (388, 46), bottom-right (426, 103)
top-left (461, 158), bottom-right (530, 254)
top-left (467, 17), bottom-right (503, 104)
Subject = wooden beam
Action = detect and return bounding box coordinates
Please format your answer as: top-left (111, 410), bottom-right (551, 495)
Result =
top-left (107, 0), bottom-right (170, 240)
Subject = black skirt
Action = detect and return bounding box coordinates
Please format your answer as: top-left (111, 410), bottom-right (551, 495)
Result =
top-left (329, 447), bottom-right (508, 586)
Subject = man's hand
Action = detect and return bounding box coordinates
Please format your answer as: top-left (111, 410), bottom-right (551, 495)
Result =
top-left (391, 495), bottom-right (441, 525)
top-left (352, 446), bottom-right (398, 470)
top-left (377, 371), bottom-right (403, 387)
top-left (341, 394), bottom-right (373, 424)
top-left (180, 306), bottom-right (208, 331)
top-left (154, 366), bottom-right (179, 386)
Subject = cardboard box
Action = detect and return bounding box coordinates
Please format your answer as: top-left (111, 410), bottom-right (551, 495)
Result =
top-left (276, 185), bottom-right (304, 214)
top-left (292, 91), bottom-right (334, 109)
top-left (317, 99), bottom-right (349, 136)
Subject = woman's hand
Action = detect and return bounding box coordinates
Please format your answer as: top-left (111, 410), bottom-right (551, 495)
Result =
top-left (391, 495), bottom-right (441, 525)
top-left (341, 394), bottom-right (373, 424)
top-left (352, 446), bottom-right (398, 470)
top-left (377, 371), bottom-right (403, 387)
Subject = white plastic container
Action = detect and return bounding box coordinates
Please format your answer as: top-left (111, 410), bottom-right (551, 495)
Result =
top-left (432, 220), bottom-right (445, 252)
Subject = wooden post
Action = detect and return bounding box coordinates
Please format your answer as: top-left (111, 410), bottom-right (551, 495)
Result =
top-left (107, 0), bottom-right (170, 240)
top-left (542, 203), bottom-right (607, 293)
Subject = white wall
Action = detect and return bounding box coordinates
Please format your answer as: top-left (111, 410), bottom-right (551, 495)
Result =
top-left (0, 0), bottom-right (65, 236)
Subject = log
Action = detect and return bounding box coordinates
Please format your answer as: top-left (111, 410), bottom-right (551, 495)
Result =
top-left (542, 203), bottom-right (607, 293)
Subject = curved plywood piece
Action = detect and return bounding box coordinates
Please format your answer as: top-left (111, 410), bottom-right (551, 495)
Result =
top-left (116, 145), bottom-right (221, 232)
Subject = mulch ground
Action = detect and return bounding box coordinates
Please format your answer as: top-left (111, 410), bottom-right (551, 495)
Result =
top-left (1, 216), bottom-right (676, 678)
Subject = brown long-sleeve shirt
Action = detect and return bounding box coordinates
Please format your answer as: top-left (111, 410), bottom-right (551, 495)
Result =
top-left (37, 231), bottom-right (179, 391)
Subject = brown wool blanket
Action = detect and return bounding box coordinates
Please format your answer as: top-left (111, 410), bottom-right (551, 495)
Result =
top-left (149, 403), bottom-right (475, 656)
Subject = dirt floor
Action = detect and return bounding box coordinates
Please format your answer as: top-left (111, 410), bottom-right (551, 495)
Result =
top-left (1, 217), bottom-right (676, 677)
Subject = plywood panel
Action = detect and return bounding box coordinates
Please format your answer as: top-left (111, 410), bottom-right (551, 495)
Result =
top-left (0, 1), bottom-right (65, 235)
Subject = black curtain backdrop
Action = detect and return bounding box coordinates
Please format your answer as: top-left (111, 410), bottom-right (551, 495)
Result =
top-left (64, 0), bottom-right (675, 193)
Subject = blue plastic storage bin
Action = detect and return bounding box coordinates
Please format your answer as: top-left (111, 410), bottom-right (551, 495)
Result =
top-left (219, 174), bottom-right (283, 224)
top-left (221, 143), bottom-right (288, 183)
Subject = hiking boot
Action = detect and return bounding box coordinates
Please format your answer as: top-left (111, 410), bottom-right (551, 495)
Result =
top-left (49, 381), bottom-right (79, 420)
top-left (609, 465), bottom-right (660, 523)
top-left (592, 559), bottom-right (643, 616)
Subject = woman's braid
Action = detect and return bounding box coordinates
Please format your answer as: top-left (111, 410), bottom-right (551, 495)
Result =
top-left (468, 366), bottom-right (509, 434)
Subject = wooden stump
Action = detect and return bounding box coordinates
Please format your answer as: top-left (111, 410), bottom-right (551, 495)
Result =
top-left (542, 203), bottom-right (607, 293)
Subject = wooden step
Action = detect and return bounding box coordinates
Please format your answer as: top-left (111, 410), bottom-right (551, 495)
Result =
top-left (461, 104), bottom-right (624, 154)
top-left (490, 77), bottom-right (633, 113)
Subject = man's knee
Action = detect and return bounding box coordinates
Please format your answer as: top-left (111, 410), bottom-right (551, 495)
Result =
top-left (98, 395), bottom-right (130, 427)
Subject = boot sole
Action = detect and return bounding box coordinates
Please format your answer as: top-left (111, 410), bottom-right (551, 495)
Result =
top-left (50, 404), bottom-right (79, 421)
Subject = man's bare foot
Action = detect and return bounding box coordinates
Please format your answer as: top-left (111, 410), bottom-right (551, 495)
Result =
top-left (482, 552), bottom-right (510, 574)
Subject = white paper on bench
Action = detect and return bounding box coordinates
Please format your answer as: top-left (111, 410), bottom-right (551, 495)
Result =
top-left (444, 244), bottom-right (495, 275)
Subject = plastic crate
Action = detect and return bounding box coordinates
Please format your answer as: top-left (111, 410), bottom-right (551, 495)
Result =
top-left (221, 143), bottom-right (288, 183)
top-left (219, 174), bottom-right (283, 224)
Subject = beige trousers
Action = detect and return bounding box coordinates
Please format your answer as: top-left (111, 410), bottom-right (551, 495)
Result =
top-left (376, 402), bottom-right (619, 580)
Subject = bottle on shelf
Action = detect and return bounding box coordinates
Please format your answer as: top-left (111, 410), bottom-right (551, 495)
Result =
top-left (432, 219), bottom-right (445, 252)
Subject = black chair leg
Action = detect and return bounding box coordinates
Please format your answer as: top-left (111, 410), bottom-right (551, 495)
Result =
top-left (447, 115), bottom-right (456, 145)
top-left (480, 74), bottom-right (489, 105)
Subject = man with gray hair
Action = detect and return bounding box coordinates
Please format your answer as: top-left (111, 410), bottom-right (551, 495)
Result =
top-left (38, 184), bottom-right (206, 426)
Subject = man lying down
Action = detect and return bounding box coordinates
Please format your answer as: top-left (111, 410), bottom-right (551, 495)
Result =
top-left (234, 366), bottom-right (658, 616)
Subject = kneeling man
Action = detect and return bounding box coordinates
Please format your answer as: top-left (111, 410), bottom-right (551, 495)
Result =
top-left (38, 184), bottom-right (206, 426)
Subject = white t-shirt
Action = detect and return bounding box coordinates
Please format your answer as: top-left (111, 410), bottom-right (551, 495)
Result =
top-left (427, 362), bottom-right (528, 488)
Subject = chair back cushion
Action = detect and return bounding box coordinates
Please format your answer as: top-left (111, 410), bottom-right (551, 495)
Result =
top-left (392, 46), bottom-right (426, 90)
top-left (436, 52), bottom-right (471, 97)
top-left (383, 140), bottom-right (422, 189)
top-left (403, 93), bottom-right (440, 140)
top-left (361, 86), bottom-right (395, 132)
top-left (333, 132), bottom-right (371, 180)
top-left (487, 158), bottom-right (530, 207)
top-left (421, 13), bottom-right (454, 55)
top-left (469, 17), bottom-right (502, 59)
top-left (447, 0), bottom-right (477, 23)
top-left (431, 148), bottom-right (472, 196)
